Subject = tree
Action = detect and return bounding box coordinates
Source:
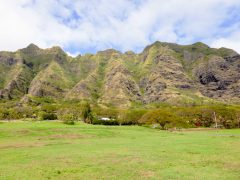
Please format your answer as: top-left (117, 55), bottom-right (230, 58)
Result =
top-left (236, 110), bottom-right (240, 128)
top-left (139, 109), bottom-right (181, 130)
top-left (80, 101), bottom-right (93, 123)
top-left (118, 109), bottom-right (146, 125)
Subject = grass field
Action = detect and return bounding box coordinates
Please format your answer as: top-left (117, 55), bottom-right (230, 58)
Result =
top-left (0, 122), bottom-right (239, 180)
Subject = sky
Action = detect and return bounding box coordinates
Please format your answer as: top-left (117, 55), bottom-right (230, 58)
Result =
top-left (0, 0), bottom-right (240, 56)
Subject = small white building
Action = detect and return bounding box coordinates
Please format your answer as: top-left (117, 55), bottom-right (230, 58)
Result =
top-left (99, 117), bottom-right (111, 121)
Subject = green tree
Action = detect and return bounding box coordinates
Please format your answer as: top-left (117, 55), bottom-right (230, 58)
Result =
top-left (118, 109), bottom-right (146, 125)
top-left (80, 101), bottom-right (93, 123)
top-left (140, 109), bottom-right (181, 130)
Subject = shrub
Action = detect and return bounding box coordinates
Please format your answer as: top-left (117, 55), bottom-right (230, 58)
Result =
top-left (40, 104), bottom-right (57, 113)
top-left (38, 111), bottom-right (57, 120)
top-left (30, 96), bottom-right (55, 105)
top-left (61, 114), bottom-right (76, 125)
top-left (8, 108), bottom-right (23, 119)
top-left (57, 108), bottom-right (80, 121)
top-left (57, 108), bottom-right (77, 125)
top-left (118, 109), bottom-right (146, 125)
top-left (92, 106), bottom-right (118, 119)
top-left (92, 118), bottom-right (119, 125)
top-left (0, 108), bottom-right (9, 120)
top-left (57, 102), bottom-right (93, 123)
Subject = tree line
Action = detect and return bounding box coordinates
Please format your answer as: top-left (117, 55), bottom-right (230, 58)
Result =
top-left (0, 98), bottom-right (239, 129)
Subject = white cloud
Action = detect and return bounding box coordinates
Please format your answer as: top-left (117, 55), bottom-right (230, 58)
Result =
top-left (211, 31), bottom-right (240, 53)
top-left (0, 0), bottom-right (239, 54)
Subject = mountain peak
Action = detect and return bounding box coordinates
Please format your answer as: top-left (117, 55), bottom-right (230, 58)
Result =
top-left (46, 46), bottom-right (65, 55)
top-left (26, 43), bottom-right (39, 49)
top-left (191, 42), bottom-right (209, 49)
top-left (19, 43), bottom-right (41, 56)
top-left (97, 49), bottom-right (121, 55)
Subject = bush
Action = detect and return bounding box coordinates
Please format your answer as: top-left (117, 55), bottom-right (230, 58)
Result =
top-left (92, 106), bottom-right (118, 119)
top-left (40, 104), bottom-right (57, 113)
top-left (30, 96), bottom-right (55, 105)
top-left (0, 108), bottom-right (9, 120)
top-left (92, 118), bottom-right (119, 125)
top-left (118, 109), bottom-right (146, 125)
top-left (57, 108), bottom-right (80, 121)
top-left (38, 111), bottom-right (57, 120)
top-left (57, 102), bottom-right (93, 124)
top-left (61, 114), bottom-right (76, 125)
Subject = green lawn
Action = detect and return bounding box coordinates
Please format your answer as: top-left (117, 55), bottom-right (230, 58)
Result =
top-left (0, 122), bottom-right (239, 180)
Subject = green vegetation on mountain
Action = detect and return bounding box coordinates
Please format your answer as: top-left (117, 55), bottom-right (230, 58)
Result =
top-left (1, 41), bottom-right (239, 106)
top-left (0, 41), bottom-right (239, 129)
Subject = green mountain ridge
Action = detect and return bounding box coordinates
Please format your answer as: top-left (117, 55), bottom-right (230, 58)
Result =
top-left (0, 41), bottom-right (239, 107)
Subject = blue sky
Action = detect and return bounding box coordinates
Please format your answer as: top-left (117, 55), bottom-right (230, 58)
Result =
top-left (0, 0), bottom-right (240, 56)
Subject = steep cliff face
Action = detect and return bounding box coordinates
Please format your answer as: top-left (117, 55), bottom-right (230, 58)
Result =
top-left (28, 60), bottom-right (74, 98)
top-left (0, 42), bottom-right (239, 106)
top-left (0, 52), bottom-right (33, 99)
top-left (99, 60), bottom-right (141, 107)
top-left (137, 43), bottom-right (194, 104)
top-left (194, 55), bottom-right (240, 102)
top-left (65, 72), bottom-right (98, 100)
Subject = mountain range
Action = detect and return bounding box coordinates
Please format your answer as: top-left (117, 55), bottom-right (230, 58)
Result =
top-left (0, 41), bottom-right (239, 107)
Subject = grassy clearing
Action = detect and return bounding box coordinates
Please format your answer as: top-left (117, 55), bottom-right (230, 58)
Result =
top-left (0, 122), bottom-right (239, 180)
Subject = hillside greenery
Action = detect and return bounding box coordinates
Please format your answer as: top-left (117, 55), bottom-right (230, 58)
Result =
top-left (1, 41), bottom-right (239, 107)
top-left (0, 42), bottom-right (240, 129)
top-left (0, 97), bottom-right (239, 129)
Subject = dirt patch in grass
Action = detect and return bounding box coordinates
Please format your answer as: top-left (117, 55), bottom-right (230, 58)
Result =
top-left (170, 128), bottom-right (222, 132)
top-left (16, 129), bottom-right (31, 135)
top-left (96, 154), bottom-right (144, 166)
top-left (38, 133), bottom-right (92, 140)
top-left (0, 142), bottom-right (47, 149)
top-left (224, 162), bottom-right (240, 170)
top-left (139, 170), bottom-right (155, 178)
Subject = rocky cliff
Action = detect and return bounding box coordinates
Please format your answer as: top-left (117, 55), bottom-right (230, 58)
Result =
top-left (0, 42), bottom-right (239, 107)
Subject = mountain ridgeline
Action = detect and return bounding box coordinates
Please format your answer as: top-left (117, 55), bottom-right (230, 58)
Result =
top-left (0, 42), bottom-right (239, 107)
